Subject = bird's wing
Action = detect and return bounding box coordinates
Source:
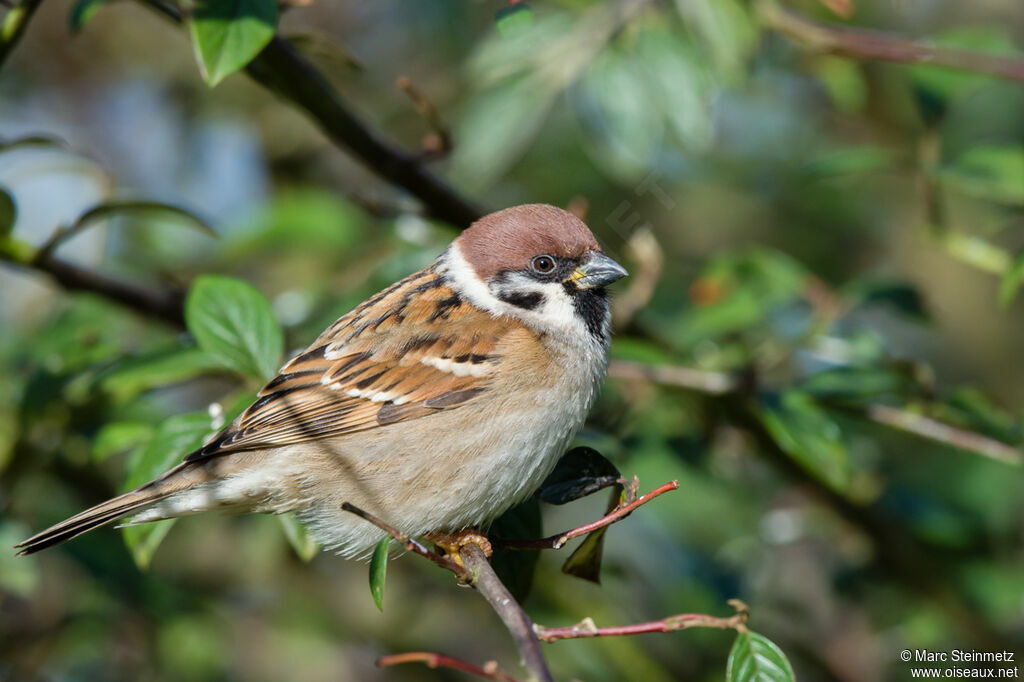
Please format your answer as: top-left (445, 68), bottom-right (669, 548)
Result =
top-left (188, 266), bottom-right (515, 460)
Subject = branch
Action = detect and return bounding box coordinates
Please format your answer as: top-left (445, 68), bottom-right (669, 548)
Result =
top-left (757, 0), bottom-right (1024, 84)
top-left (377, 652), bottom-right (522, 682)
top-left (0, 238), bottom-right (186, 328)
top-left (139, 0), bottom-right (485, 228)
top-left (0, 0), bottom-right (45, 70)
top-left (460, 543), bottom-right (554, 682)
top-left (497, 479), bottom-right (679, 550)
top-left (534, 599), bottom-right (749, 643)
top-left (339, 502), bottom-right (468, 580)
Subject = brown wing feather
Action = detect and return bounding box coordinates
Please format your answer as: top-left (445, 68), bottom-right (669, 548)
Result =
top-left (188, 265), bottom-right (513, 461)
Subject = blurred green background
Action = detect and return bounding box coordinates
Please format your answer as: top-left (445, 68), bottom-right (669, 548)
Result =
top-left (2, 0), bottom-right (1024, 680)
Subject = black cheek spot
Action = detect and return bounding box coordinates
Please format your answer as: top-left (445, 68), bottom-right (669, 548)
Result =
top-left (564, 284), bottom-right (609, 341)
top-left (498, 290), bottom-right (544, 310)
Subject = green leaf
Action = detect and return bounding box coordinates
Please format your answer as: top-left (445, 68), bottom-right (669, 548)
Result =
top-left (759, 390), bottom-right (851, 492)
top-left (189, 0), bottom-right (278, 87)
top-left (0, 186), bottom-right (16, 236)
top-left (278, 513), bottom-right (319, 562)
top-left (942, 146), bottom-right (1024, 207)
top-left (495, 2), bottom-right (533, 37)
top-left (95, 346), bottom-right (224, 402)
top-left (561, 525), bottom-right (608, 584)
top-left (73, 200), bottom-right (215, 237)
top-left (727, 631), bottom-right (796, 682)
top-left (122, 412), bottom-right (214, 570)
top-left (800, 366), bottom-right (915, 402)
top-left (998, 252), bottom-right (1024, 306)
top-left (185, 275), bottom-right (284, 381)
top-left (69, 0), bottom-right (111, 34)
top-left (538, 446), bottom-right (621, 505)
top-left (368, 537), bottom-right (389, 611)
top-left (92, 422), bottom-right (154, 463)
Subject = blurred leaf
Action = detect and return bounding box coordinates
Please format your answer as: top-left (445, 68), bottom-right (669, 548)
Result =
top-left (489, 499), bottom-right (541, 602)
top-left (759, 390), bottom-right (851, 492)
top-left (942, 387), bottom-right (1021, 444)
top-left (908, 28), bottom-right (1019, 123)
top-left (538, 446), bottom-right (621, 505)
top-left (121, 412), bottom-right (214, 570)
top-left (68, 0), bottom-right (111, 34)
top-left (58, 201), bottom-right (215, 253)
top-left (802, 147), bottom-right (897, 179)
top-left (0, 522), bottom-right (40, 597)
top-left (189, 0), bottom-right (278, 87)
top-left (368, 537), bottom-right (389, 611)
top-left (998, 251), bottom-right (1024, 306)
top-left (942, 146), bottom-right (1024, 207)
top-left (279, 513), bottom-right (319, 562)
top-left (0, 186), bottom-right (15, 236)
top-left (561, 526), bottom-right (608, 584)
top-left (94, 346), bottom-right (223, 402)
top-left (451, 76), bottom-right (556, 192)
top-left (0, 134), bottom-right (68, 153)
top-left (811, 56), bottom-right (868, 114)
top-left (673, 0), bottom-right (757, 81)
top-left (495, 2), bottom-right (533, 37)
top-left (845, 280), bottom-right (930, 322)
top-left (801, 366), bottom-right (916, 402)
top-left (185, 275), bottom-right (284, 381)
top-left (92, 421), bottom-right (154, 463)
top-left (726, 631), bottom-right (796, 682)
top-left (226, 190), bottom-right (362, 254)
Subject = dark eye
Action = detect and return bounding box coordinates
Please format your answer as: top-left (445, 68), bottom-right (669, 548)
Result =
top-left (531, 255), bottom-right (556, 274)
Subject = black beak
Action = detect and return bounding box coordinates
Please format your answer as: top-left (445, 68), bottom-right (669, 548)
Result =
top-left (570, 252), bottom-right (628, 289)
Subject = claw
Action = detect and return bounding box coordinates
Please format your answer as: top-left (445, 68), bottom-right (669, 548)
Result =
top-left (425, 529), bottom-right (493, 567)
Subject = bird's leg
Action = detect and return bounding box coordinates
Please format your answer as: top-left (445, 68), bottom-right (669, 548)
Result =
top-left (424, 529), bottom-right (493, 567)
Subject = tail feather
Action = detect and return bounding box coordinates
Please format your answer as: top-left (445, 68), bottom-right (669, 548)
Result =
top-left (14, 462), bottom-right (203, 556)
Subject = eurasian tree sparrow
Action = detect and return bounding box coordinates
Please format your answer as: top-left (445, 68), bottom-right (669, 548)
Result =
top-left (17, 204), bottom-right (627, 558)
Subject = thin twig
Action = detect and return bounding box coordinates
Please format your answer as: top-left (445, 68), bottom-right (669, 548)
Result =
top-left (0, 0), bottom-right (45, 70)
top-left (339, 502), bottom-right (468, 579)
top-left (377, 652), bottom-right (522, 682)
top-left (535, 599), bottom-right (750, 643)
top-left (608, 359), bottom-right (738, 395)
top-left (757, 0), bottom-right (1024, 84)
top-left (460, 543), bottom-right (554, 682)
top-left (396, 75), bottom-right (452, 160)
top-left (497, 480), bottom-right (679, 550)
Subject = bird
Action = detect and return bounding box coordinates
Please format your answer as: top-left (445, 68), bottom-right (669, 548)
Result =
top-left (16, 204), bottom-right (628, 560)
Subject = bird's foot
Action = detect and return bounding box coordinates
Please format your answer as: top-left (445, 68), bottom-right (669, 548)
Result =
top-left (425, 529), bottom-right (493, 567)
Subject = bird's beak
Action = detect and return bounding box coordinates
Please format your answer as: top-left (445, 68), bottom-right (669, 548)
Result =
top-left (567, 252), bottom-right (628, 289)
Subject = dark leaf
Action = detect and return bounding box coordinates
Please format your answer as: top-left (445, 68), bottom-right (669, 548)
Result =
top-left (758, 390), bottom-right (851, 493)
top-left (0, 186), bottom-right (15, 237)
top-left (845, 280), bottom-right (930, 322)
top-left (800, 365), bottom-right (916, 402)
top-left (538, 446), bottom-right (621, 505)
top-left (69, 0), bottom-right (112, 34)
top-left (368, 537), bottom-right (389, 611)
top-left (489, 499), bottom-right (541, 602)
top-left (726, 631), bottom-right (796, 682)
top-left (560, 485), bottom-right (622, 584)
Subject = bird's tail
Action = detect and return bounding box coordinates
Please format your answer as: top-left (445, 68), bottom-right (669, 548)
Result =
top-left (14, 461), bottom-right (209, 556)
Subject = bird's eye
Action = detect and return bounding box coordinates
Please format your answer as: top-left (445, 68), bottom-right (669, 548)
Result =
top-left (531, 255), bottom-right (556, 274)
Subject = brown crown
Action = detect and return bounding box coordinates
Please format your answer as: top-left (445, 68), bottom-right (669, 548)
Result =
top-left (455, 204), bottom-right (601, 280)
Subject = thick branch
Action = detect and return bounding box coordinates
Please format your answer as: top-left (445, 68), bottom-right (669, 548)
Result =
top-left (460, 543), bottom-right (554, 682)
top-left (0, 0), bottom-right (45, 69)
top-left (0, 239), bottom-right (186, 327)
top-left (497, 479), bottom-right (679, 550)
top-left (140, 0), bottom-right (485, 228)
top-left (757, 0), bottom-right (1024, 84)
top-left (535, 599), bottom-right (749, 643)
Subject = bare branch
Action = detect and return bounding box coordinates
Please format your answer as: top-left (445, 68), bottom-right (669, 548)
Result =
top-left (339, 502), bottom-right (468, 580)
top-left (497, 479), bottom-right (679, 550)
top-left (459, 543), bottom-right (554, 682)
top-left (757, 0), bottom-right (1024, 84)
top-left (396, 76), bottom-right (452, 160)
top-left (377, 652), bottom-right (522, 682)
top-left (535, 599), bottom-right (750, 643)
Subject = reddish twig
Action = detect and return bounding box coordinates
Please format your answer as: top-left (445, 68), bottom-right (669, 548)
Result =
top-left (396, 75), bottom-right (452, 160)
top-left (339, 502), bottom-right (468, 580)
top-left (377, 652), bottom-right (522, 682)
top-left (535, 599), bottom-right (750, 643)
top-left (497, 479), bottom-right (679, 550)
top-left (757, 0), bottom-right (1024, 84)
